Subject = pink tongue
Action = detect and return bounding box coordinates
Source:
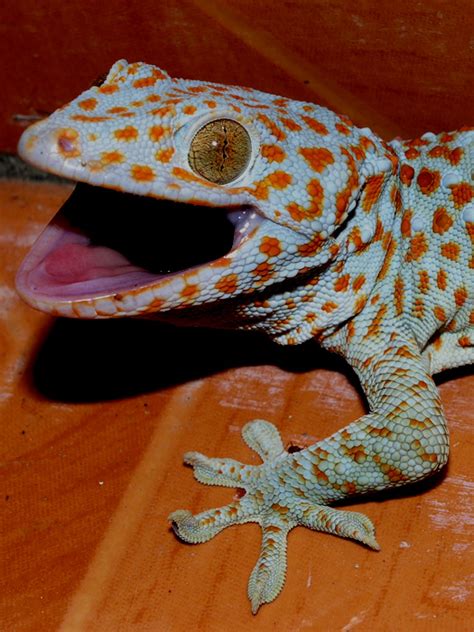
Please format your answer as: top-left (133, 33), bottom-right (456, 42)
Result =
top-left (44, 243), bottom-right (135, 283)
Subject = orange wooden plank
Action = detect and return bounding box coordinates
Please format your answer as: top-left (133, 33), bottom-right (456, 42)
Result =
top-left (1, 180), bottom-right (473, 631)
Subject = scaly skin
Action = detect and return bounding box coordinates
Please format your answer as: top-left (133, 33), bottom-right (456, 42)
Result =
top-left (16, 60), bottom-right (473, 613)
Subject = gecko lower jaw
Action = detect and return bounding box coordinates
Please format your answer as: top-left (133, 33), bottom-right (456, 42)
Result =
top-left (16, 182), bottom-right (261, 306)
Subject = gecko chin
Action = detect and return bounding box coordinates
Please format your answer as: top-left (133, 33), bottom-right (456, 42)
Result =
top-left (16, 183), bottom-right (259, 311)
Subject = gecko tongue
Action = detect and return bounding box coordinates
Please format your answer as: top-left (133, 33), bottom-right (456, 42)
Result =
top-left (16, 183), bottom-right (241, 302)
top-left (43, 243), bottom-right (136, 283)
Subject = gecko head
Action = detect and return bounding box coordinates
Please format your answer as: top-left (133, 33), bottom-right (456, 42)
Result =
top-left (17, 59), bottom-right (394, 320)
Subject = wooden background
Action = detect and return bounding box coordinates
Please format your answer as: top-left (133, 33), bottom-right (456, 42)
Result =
top-left (1, 1), bottom-right (473, 631)
top-left (1, 0), bottom-right (473, 153)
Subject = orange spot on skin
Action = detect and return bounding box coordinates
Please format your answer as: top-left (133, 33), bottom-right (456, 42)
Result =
top-left (288, 178), bottom-right (325, 221)
top-left (149, 125), bottom-right (169, 142)
top-left (400, 164), bottom-right (415, 186)
top-left (172, 166), bottom-right (213, 186)
top-left (299, 147), bottom-right (335, 173)
top-left (301, 115), bottom-right (329, 135)
top-left (297, 236), bottom-right (324, 257)
top-left (133, 76), bottom-right (158, 89)
top-left (150, 105), bottom-right (176, 118)
top-left (204, 100), bottom-right (217, 108)
top-left (259, 236), bottom-right (282, 257)
top-left (432, 207), bottom-right (453, 234)
top-left (346, 321), bottom-right (356, 341)
top-left (334, 274), bottom-right (350, 292)
top-left (279, 117), bottom-right (302, 132)
top-left (416, 168), bottom-right (440, 195)
top-left (450, 182), bottom-right (474, 208)
top-left (180, 284), bottom-right (199, 300)
top-left (437, 269), bottom-right (448, 291)
top-left (365, 304), bottom-right (388, 338)
top-left (101, 151), bottom-right (124, 164)
top-left (71, 114), bottom-right (110, 123)
top-left (335, 122), bottom-right (351, 136)
top-left (354, 293), bottom-right (367, 315)
top-left (114, 126), bottom-right (139, 141)
top-left (433, 306), bottom-right (447, 321)
top-left (459, 336), bottom-right (472, 347)
top-left (215, 273), bottom-right (238, 294)
top-left (418, 270), bottom-right (430, 293)
top-left (406, 233), bottom-right (428, 261)
top-left (405, 147), bottom-right (420, 160)
top-left (107, 106), bottom-right (128, 114)
top-left (362, 175), bottom-right (385, 213)
top-left (130, 164), bottom-right (155, 182)
top-left (261, 144), bottom-right (286, 163)
top-left (146, 94), bottom-right (162, 103)
top-left (440, 242), bottom-right (460, 261)
top-left (391, 185), bottom-right (402, 213)
top-left (257, 113), bottom-right (286, 141)
top-left (99, 84), bottom-right (119, 94)
top-left (335, 148), bottom-right (359, 221)
top-left (321, 301), bottom-right (338, 313)
top-left (352, 274), bottom-right (366, 292)
top-left (143, 297), bottom-right (165, 312)
top-left (344, 445), bottom-right (367, 463)
top-left (428, 145), bottom-right (464, 165)
top-left (379, 234), bottom-right (397, 279)
top-left (395, 345), bottom-right (417, 359)
top-left (253, 171), bottom-right (292, 200)
top-left (79, 98), bottom-right (98, 111)
top-left (400, 208), bottom-right (412, 238)
top-left (394, 276), bottom-right (404, 315)
top-left (183, 105), bottom-right (197, 115)
top-left (413, 297), bottom-right (424, 318)
top-left (252, 262), bottom-right (274, 280)
top-left (155, 147), bottom-right (175, 163)
top-left (347, 226), bottom-right (366, 252)
top-left (454, 287), bottom-right (468, 307)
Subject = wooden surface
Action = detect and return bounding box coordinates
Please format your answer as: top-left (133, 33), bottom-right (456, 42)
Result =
top-left (1, 179), bottom-right (473, 631)
top-left (1, 0), bottom-right (473, 153)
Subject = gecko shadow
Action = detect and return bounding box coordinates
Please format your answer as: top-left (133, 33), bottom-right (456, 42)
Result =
top-left (30, 316), bottom-right (469, 503)
top-left (30, 316), bottom-right (354, 403)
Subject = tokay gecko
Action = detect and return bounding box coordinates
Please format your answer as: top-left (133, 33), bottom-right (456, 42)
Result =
top-left (16, 60), bottom-right (473, 613)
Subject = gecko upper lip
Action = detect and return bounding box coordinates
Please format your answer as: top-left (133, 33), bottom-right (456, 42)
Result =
top-left (16, 182), bottom-right (258, 303)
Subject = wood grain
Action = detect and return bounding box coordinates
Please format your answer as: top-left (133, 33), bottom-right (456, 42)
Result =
top-left (1, 180), bottom-right (473, 631)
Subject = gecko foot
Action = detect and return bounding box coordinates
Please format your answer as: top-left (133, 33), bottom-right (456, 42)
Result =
top-left (169, 420), bottom-right (379, 613)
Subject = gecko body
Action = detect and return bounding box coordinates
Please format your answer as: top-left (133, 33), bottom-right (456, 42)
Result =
top-left (16, 60), bottom-right (473, 612)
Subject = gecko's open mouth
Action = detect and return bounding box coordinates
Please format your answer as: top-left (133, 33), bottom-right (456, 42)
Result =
top-left (16, 183), bottom-right (259, 304)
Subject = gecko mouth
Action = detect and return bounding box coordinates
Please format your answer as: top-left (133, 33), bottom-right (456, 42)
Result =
top-left (16, 183), bottom-right (258, 304)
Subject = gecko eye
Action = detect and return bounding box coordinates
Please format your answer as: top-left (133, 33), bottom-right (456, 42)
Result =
top-left (188, 119), bottom-right (251, 184)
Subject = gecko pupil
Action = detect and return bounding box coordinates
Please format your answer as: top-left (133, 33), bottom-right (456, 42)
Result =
top-left (188, 119), bottom-right (251, 184)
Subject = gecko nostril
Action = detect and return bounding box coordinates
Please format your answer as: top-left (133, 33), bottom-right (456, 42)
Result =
top-left (56, 128), bottom-right (81, 158)
top-left (58, 136), bottom-right (75, 153)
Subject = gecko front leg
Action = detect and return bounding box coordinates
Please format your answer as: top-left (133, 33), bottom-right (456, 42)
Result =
top-left (170, 334), bottom-right (449, 613)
